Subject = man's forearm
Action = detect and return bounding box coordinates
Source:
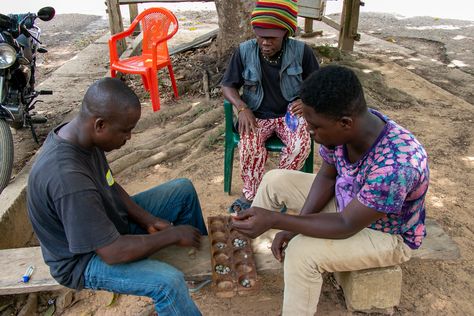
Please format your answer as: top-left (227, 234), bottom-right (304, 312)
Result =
top-left (298, 161), bottom-right (338, 215)
top-left (272, 212), bottom-right (352, 239)
top-left (272, 198), bottom-right (384, 240)
top-left (299, 171), bottom-right (336, 215)
top-left (97, 230), bottom-right (177, 264)
top-left (222, 86), bottom-right (247, 110)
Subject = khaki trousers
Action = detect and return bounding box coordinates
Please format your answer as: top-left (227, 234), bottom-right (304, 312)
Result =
top-left (253, 169), bottom-right (412, 316)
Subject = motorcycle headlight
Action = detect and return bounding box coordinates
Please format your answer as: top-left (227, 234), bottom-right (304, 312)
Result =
top-left (0, 43), bottom-right (17, 69)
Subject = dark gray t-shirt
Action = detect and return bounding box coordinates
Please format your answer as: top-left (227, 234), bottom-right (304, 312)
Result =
top-left (27, 125), bottom-right (129, 289)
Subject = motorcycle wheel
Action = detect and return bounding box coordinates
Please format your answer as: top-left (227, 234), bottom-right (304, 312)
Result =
top-left (0, 119), bottom-right (14, 194)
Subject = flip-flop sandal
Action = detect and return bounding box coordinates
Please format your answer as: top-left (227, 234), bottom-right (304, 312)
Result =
top-left (228, 197), bottom-right (252, 213)
top-left (187, 278), bottom-right (212, 293)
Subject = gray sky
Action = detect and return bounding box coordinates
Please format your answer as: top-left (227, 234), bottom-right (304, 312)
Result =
top-left (3, 0), bottom-right (473, 21)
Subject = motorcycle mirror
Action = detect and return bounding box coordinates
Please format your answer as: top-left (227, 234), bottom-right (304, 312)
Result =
top-left (37, 7), bottom-right (55, 22)
top-left (0, 13), bottom-right (12, 28)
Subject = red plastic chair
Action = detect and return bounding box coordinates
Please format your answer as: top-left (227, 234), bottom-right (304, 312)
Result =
top-left (109, 7), bottom-right (179, 112)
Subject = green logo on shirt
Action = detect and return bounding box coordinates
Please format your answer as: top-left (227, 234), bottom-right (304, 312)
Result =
top-left (106, 169), bottom-right (115, 186)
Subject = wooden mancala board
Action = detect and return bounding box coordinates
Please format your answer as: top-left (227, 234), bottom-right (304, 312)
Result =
top-left (208, 215), bottom-right (260, 298)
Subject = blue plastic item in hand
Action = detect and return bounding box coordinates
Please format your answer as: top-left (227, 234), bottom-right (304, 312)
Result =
top-left (285, 103), bottom-right (299, 132)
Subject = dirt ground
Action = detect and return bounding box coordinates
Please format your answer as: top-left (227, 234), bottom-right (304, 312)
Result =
top-left (1, 11), bottom-right (473, 316)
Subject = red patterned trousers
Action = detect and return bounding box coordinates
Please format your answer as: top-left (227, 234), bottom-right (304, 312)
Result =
top-left (239, 116), bottom-right (311, 201)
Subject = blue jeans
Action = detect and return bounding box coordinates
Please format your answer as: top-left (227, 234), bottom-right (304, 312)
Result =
top-left (84, 178), bottom-right (207, 316)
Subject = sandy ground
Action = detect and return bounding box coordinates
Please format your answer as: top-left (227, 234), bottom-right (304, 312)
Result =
top-left (1, 11), bottom-right (473, 316)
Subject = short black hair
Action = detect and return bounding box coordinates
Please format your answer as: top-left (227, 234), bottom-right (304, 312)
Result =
top-left (81, 77), bottom-right (140, 119)
top-left (300, 65), bottom-right (367, 119)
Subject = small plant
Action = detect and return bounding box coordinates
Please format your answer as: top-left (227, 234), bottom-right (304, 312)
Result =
top-left (313, 44), bottom-right (343, 63)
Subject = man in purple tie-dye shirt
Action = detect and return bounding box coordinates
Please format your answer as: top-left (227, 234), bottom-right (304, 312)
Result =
top-left (231, 65), bottom-right (429, 315)
top-left (324, 107), bottom-right (428, 249)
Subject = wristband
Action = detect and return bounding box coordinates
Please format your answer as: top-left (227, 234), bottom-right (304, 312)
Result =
top-left (237, 106), bottom-right (247, 115)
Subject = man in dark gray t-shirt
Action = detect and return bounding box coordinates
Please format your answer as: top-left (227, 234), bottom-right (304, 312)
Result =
top-left (27, 78), bottom-right (206, 316)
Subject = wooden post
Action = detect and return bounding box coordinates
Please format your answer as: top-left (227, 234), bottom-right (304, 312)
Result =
top-left (304, 18), bottom-right (313, 34)
top-left (106, 0), bottom-right (127, 56)
top-left (338, 0), bottom-right (361, 51)
top-left (129, 3), bottom-right (141, 36)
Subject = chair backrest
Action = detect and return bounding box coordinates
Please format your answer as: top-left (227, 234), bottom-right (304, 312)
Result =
top-left (137, 8), bottom-right (178, 57)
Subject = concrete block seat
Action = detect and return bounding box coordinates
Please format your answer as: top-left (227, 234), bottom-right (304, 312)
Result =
top-left (333, 218), bottom-right (460, 313)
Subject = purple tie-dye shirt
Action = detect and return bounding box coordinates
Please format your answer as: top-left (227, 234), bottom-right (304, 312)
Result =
top-left (319, 110), bottom-right (429, 249)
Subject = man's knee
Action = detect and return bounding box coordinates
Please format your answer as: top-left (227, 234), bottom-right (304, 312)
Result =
top-left (284, 235), bottom-right (323, 273)
top-left (162, 267), bottom-right (187, 289)
top-left (259, 169), bottom-right (293, 194)
top-left (149, 265), bottom-right (187, 296)
top-left (173, 178), bottom-right (197, 197)
top-left (285, 236), bottom-right (304, 269)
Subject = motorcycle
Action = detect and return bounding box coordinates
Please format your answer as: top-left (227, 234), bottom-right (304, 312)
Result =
top-left (0, 7), bottom-right (55, 193)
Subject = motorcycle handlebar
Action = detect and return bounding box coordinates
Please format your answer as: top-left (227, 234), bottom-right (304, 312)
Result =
top-left (0, 7), bottom-right (54, 36)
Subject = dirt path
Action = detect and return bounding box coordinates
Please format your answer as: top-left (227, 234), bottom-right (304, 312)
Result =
top-left (1, 11), bottom-right (473, 316)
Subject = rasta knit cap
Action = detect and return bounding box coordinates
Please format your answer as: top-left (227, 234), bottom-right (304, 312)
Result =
top-left (251, 0), bottom-right (299, 37)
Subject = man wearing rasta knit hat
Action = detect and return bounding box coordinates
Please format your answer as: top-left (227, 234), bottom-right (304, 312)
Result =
top-left (221, 0), bottom-right (319, 213)
top-left (251, 0), bottom-right (299, 37)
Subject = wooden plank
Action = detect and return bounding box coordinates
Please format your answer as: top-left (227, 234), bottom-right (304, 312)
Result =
top-left (151, 238), bottom-right (212, 277)
top-left (0, 219), bottom-right (458, 295)
top-left (298, 0), bottom-right (326, 20)
top-left (338, 0), bottom-right (353, 51)
top-left (128, 3), bottom-right (141, 36)
top-left (0, 247), bottom-right (62, 295)
top-left (304, 18), bottom-right (314, 34)
top-left (151, 231), bottom-right (283, 278)
top-left (412, 219), bottom-right (460, 260)
top-left (106, 0), bottom-right (127, 56)
top-left (125, 28), bottom-right (218, 58)
top-left (169, 28), bottom-right (218, 55)
top-left (0, 234), bottom-right (280, 296)
top-left (349, 0), bottom-right (361, 43)
top-left (338, 0), bottom-right (361, 51)
top-left (322, 16), bottom-right (340, 31)
top-left (129, 3), bottom-right (139, 22)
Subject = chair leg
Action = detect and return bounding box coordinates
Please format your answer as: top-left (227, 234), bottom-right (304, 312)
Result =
top-left (141, 74), bottom-right (150, 91)
top-left (111, 69), bottom-right (117, 78)
top-left (224, 141), bottom-right (235, 195)
top-left (167, 64), bottom-right (179, 99)
top-left (149, 69), bottom-right (161, 112)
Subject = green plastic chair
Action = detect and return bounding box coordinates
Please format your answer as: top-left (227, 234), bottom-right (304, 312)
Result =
top-left (224, 99), bottom-right (314, 194)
